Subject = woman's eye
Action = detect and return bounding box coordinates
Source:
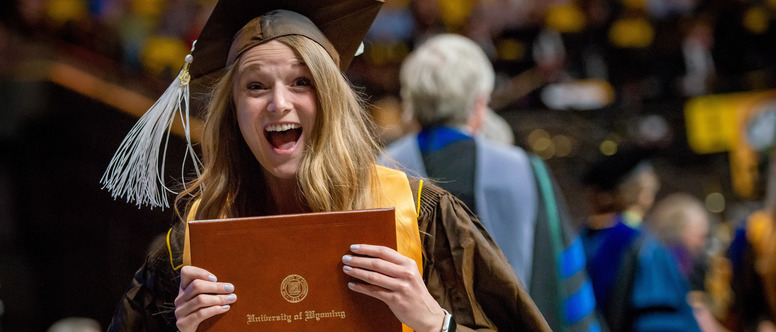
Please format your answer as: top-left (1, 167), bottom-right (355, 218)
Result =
top-left (293, 77), bottom-right (312, 87)
top-left (247, 82), bottom-right (264, 90)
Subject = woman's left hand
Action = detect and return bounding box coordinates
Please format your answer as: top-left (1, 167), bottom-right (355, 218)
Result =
top-left (342, 244), bottom-right (446, 332)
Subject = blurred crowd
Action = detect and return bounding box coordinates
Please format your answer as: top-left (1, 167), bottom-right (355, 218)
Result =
top-left (577, 144), bottom-right (776, 332)
top-left (2, 0), bottom-right (776, 111)
top-left (365, 0), bottom-right (776, 106)
top-left (2, 0), bottom-right (776, 331)
top-left (1, 0), bottom-right (212, 80)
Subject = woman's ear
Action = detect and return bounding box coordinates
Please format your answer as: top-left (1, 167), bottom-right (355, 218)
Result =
top-left (467, 95), bottom-right (489, 134)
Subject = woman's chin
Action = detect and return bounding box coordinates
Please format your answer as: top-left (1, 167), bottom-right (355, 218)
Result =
top-left (261, 164), bottom-right (300, 183)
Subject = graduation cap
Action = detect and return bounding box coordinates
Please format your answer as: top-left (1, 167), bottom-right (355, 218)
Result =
top-left (191, 0), bottom-right (383, 80)
top-left (582, 145), bottom-right (657, 191)
top-left (101, 0), bottom-right (384, 208)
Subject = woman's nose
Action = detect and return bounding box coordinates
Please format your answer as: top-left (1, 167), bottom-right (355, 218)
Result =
top-left (267, 87), bottom-right (291, 113)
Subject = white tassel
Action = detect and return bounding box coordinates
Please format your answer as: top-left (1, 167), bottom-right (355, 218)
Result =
top-left (101, 44), bottom-right (202, 209)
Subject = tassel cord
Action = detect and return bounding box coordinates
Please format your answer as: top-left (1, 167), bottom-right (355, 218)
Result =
top-left (101, 47), bottom-right (200, 209)
top-left (101, 74), bottom-right (190, 208)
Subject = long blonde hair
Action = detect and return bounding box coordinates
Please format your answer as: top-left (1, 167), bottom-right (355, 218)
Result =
top-left (177, 35), bottom-right (381, 219)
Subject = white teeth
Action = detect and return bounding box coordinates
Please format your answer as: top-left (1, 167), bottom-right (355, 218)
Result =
top-left (265, 124), bottom-right (300, 132)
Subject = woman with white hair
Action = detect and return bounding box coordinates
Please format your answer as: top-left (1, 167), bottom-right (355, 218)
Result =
top-left (384, 33), bottom-right (599, 332)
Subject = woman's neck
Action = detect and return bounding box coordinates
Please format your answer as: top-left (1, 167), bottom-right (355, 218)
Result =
top-left (264, 174), bottom-right (310, 215)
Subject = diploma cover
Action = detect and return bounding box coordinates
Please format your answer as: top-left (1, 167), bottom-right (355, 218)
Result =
top-left (189, 207), bottom-right (402, 331)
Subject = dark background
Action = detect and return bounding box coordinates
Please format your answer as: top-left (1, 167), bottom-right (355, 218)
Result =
top-left (0, 80), bottom-right (185, 331)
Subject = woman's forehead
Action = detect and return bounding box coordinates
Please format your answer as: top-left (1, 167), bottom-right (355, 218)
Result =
top-left (237, 41), bottom-right (308, 73)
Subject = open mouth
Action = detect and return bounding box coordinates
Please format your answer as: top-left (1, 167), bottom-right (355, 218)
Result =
top-left (264, 123), bottom-right (302, 150)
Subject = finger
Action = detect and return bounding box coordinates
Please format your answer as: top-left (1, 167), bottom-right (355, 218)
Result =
top-left (346, 280), bottom-right (395, 303)
top-left (180, 265), bottom-right (217, 290)
top-left (343, 253), bottom-right (419, 281)
top-left (176, 279), bottom-right (235, 306)
top-left (343, 262), bottom-right (404, 291)
top-left (349, 244), bottom-right (411, 266)
top-left (175, 292), bottom-right (237, 321)
top-left (176, 302), bottom-right (232, 332)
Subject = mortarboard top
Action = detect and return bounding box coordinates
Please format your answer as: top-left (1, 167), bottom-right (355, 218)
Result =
top-left (582, 145), bottom-right (657, 191)
top-left (190, 0), bottom-right (384, 84)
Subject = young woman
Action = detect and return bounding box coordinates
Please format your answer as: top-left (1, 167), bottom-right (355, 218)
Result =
top-left (106, 2), bottom-right (549, 332)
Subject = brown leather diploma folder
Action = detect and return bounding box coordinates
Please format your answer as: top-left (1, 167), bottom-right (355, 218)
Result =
top-left (189, 207), bottom-right (402, 331)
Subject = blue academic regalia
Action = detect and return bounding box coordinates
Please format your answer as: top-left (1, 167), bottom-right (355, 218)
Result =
top-left (383, 127), bottom-right (600, 332)
top-left (581, 215), bottom-right (701, 332)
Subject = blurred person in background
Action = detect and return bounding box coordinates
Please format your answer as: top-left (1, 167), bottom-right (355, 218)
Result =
top-left (481, 108), bottom-right (515, 146)
top-left (383, 33), bottom-right (599, 332)
top-left (47, 317), bottom-right (101, 332)
top-left (726, 150), bottom-right (776, 332)
top-left (727, 209), bottom-right (776, 332)
top-left (646, 193), bottom-right (711, 289)
top-left (581, 145), bottom-right (700, 332)
top-left (646, 193), bottom-right (730, 332)
top-left (611, 149), bottom-right (661, 228)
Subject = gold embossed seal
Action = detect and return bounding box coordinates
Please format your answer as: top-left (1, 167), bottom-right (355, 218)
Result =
top-left (280, 274), bottom-right (308, 303)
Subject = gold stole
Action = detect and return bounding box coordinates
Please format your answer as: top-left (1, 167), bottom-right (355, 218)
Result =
top-left (373, 165), bottom-right (424, 277)
top-left (178, 166), bottom-right (423, 331)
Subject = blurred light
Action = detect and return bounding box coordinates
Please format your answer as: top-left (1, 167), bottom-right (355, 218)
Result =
top-left (529, 129), bottom-right (557, 159)
top-left (743, 6), bottom-right (769, 34)
top-left (437, 0), bottom-right (474, 30)
top-left (705, 192), bottom-right (726, 213)
top-left (608, 17), bottom-right (654, 48)
top-left (540, 79), bottom-right (614, 111)
top-left (638, 114), bottom-right (670, 143)
top-left (538, 142), bottom-right (556, 159)
top-left (140, 36), bottom-right (188, 77)
top-left (599, 140), bottom-right (618, 156)
top-left (528, 129), bottom-right (550, 147)
top-left (45, 0), bottom-right (87, 27)
top-left (545, 3), bottom-right (586, 33)
top-left (534, 137), bottom-right (552, 152)
top-left (131, 0), bottom-right (166, 18)
top-left (553, 135), bottom-right (572, 157)
top-left (496, 38), bottom-right (526, 61)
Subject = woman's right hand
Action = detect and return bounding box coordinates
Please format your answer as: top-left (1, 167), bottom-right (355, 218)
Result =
top-left (174, 265), bottom-right (237, 332)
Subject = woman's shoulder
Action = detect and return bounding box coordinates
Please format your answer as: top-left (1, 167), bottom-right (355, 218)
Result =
top-left (407, 177), bottom-right (466, 210)
top-left (407, 177), bottom-right (446, 197)
top-left (407, 176), bottom-right (480, 228)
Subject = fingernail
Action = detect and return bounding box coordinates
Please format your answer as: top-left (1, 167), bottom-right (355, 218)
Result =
top-left (343, 265), bottom-right (352, 272)
top-left (347, 282), bottom-right (355, 289)
top-left (350, 244), bottom-right (360, 251)
top-left (208, 274), bottom-right (217, 282)
top-left (227, 293), bottom-right (237, 301)
top-left (224, 283), bottom-right (234, 292)
top-left (222, 305), bottom-right (230, 311)
top-left (342, 255), bottom-right (352, 263)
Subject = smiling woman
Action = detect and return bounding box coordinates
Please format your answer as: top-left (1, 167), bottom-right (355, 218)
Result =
top-left (189, 32), bottom-right (382, 218)
top-left (104, 1), bottom-right (551, 331)
top-left (234, 40), bottom-right (318, 185)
